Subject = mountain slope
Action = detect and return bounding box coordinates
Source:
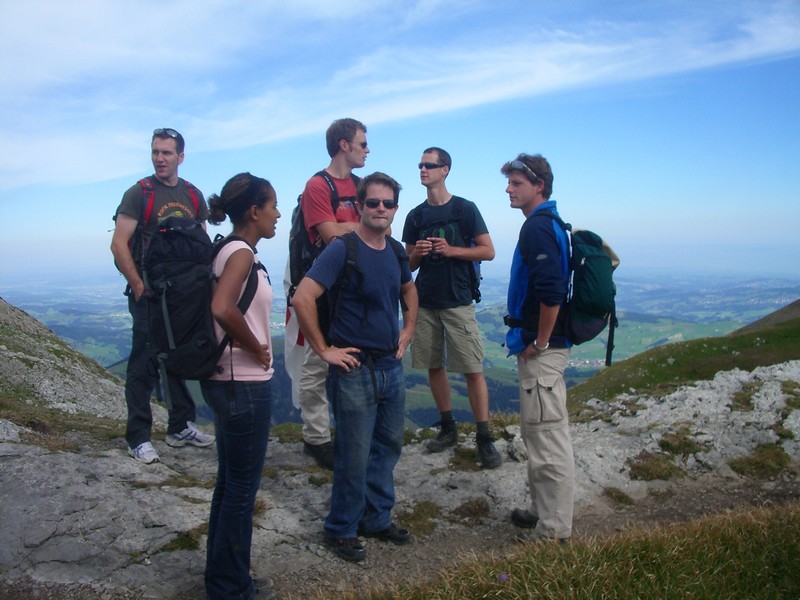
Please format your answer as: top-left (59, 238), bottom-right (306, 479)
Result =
top-left (1, 296), bottom-right (799, 599)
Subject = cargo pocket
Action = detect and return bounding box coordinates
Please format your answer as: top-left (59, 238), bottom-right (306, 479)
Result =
top-left (522, 373), bottom-right (566, 424)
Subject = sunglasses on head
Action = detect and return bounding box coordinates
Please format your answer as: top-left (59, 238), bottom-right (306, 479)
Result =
top-left (363, 198), bottom-right (398, 209)
top-left (509, 159), bottom-right (541, 183)
top-left (418, 162), bottom-right (445, 170)
top-left (153, 127), bottom-right (181, 138)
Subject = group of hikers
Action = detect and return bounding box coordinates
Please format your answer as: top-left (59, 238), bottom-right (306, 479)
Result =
top-left (111, 119), bottom-right (578, 600)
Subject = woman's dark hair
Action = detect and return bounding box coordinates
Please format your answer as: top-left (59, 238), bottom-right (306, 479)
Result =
top-left (207, 173), bottom-right (275, 226)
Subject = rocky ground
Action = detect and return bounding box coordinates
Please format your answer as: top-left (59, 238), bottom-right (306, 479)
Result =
top-left (2, 297), bottom-right (799, 599)
top-left (1, 361), bottom-right (799, 599)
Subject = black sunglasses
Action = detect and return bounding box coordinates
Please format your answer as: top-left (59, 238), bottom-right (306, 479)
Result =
top-left (363, 198), bottom-right (398, 209)
top-left (509, 159), bottom-right (540, 183)
top-left (153, 128), bottom-right (181, 138)
top-left (418, 162), bottom-right (445, 170)
top-left (347, 140), bottom-right (368, 149)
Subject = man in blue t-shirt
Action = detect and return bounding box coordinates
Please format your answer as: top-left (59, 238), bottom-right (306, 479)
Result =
top-left (292, 172), bottom-right (418, 563)
top-left (502, 153), bottom-right (573, 543)
top-left (401, 147), bottom-right (501, 469)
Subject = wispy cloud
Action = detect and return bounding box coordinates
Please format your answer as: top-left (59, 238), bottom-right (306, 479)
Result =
top-left (1, 0), bottom-right (798, 191)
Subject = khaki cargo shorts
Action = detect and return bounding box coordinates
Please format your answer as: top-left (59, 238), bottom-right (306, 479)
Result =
top-left (411, 304), bottom-right (484, 373)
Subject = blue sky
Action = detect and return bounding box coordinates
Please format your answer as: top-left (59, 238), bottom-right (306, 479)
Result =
top-left (1, 0), bottom-right (799, 287)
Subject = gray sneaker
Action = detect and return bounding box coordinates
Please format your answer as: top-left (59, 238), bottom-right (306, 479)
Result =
top-left (166, 421), bottom-right (216, 448)
top-left (476, 436), bottom-right (502, 469)
top-left (426, 421), bottom-right (458, 453)
top-left (129, 441), bottom-right (160, 464)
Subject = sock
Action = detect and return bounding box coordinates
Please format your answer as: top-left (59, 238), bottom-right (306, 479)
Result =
top-left (476, 420), bottom-right (492, 440)
top-left (440, 411), bottom-right (455, 430)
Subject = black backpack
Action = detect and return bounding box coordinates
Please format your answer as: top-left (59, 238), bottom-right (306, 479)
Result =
top-left (319, 232), bottom-right (408, 345)
top-left (536, 212), bottom-right (619, 365)
top-left (287, 171), bottom-right (360, 300)
top-left (408, 196), bottom-right (482, 303)
top-left (143, 216), bottom-right (262, 381)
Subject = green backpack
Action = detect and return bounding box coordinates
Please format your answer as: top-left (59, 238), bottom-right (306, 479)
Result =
top-left (535, 212), bottom-right (619, 365)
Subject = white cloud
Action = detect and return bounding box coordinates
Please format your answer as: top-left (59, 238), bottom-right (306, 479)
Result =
top-left (0, 0), bottom-right (798, 191)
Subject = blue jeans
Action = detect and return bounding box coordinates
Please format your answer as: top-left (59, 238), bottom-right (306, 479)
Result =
top-left (125, 294), bottom-right (196, 447)
top-left (201, 380), bottom-right (272, 600)
top-left (324, 361), bottom-right (405, 539)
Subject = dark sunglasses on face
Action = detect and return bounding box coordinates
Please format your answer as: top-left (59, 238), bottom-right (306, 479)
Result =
top-left (348, 140), bottom-right (368, 149)
top-left (363, 198), bottom-right (398, 209)
top-left (509, 159), bottom-right (541, 182)
top-left (153, 127), bottom-right (181, 138)
top-left (418, 162), bottom-right (445, 170)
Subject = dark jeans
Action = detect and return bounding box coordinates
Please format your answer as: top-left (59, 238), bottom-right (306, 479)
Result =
top-left (202, 379), bottom-right (272, 600)
top-left (125, 295), bottom-right (196, 447)
top-left (324, 361), bottom-right (405, 539)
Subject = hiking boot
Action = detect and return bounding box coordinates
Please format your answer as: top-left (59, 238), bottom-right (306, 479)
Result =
top-left (304, 441), bottom-right (334, 470)
top-left (165, 421), bottom-right (216, 448)
top-left (129, 441), bottom-right (160, 464)
top-left (515, 529), bottom-right (570, 544)
top-left (252, 576), bottom-right (277, 599)
top-left (359, 523), bottom-right (411, 545)
top-left (511, 508), bottom-right (538, 529)
top-left (325, 537), bottom-right (366, 562)
top-left (476, 435), bottom-right (502, 469)
top-left (426, 421), bottom-right (457, 453)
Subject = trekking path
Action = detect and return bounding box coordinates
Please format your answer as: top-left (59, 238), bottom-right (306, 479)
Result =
top-left (1, 361), bottom-right (799, 599)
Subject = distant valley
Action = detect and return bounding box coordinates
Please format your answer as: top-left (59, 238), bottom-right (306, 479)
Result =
top-left (2, 271), bottom-right (798, 428)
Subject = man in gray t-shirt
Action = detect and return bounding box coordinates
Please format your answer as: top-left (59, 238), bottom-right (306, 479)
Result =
top-left (110, 128), bottom-right (215, 464)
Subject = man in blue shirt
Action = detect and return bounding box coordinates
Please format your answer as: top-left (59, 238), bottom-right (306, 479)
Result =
top-left (502, 153), bottom-right (574, 542)
top-left (292, 172), bottom-right (418, 563)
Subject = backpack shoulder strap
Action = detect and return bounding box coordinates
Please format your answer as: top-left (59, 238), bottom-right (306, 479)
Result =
top-left (317, 170), bottom-right (360, 213)
top-left (316, 170), bottom-right (340, 211)
top-left (387, 236), bottom-right (410, 312)
top-left (210, 234), bottom-right (262, 331)
top-left (532, 209), bottom-right (571, 231)
top-left (182, 179), bottom-right (201, 216)
top-left (137, 177), bottom-right (156, 224)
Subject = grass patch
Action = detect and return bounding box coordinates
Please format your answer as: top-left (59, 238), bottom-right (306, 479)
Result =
top-left (658, 426), bottom-right (708, 457)
top-left (729, 443), bottom-right (791, 478)
top-left (449, 498), bottom-right (490, 525)
top-left (730, 381), bottom-right (760, 412)
top-left (784, 380), bottom-right (800, 409)
top-left (269, 422), bottom-right (304, 443)
top-left (627, 450), bottom-right (685, 481)
top-left (396, 500), bottom-right (442, 536)
top-left (344, 501), bottom-right (800, 600)
top-left (567, 317), bottom-right (800, 410)
top-left (0, 387), bottom-right (124, 452)
top-left (156, 523), bottom-right (208, 553)
top-left (449, 446), bottom-right (480, 472)
top-left (603, 487), bottom-right (635, 507)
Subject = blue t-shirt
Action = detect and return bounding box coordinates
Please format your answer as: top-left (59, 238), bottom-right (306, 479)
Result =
top-left (305, 233), bottom-right (412, 365)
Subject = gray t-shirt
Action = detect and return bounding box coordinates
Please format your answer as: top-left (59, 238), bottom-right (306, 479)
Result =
top-left (116, 175), bottom-right (207, 252)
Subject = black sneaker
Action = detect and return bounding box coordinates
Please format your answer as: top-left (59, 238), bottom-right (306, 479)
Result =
top-left (510, 508), bottom-right (538, 529)
top-left (426, 421), bottom-right (458, 453)
top-left (476, 436), bottom-right (502, 469)
top-left (359, 523), bottom-right (411, 545)
top-left (304, 441), bottom-right (334, 470)
top-left (325, 537), bottom-right (366, 562)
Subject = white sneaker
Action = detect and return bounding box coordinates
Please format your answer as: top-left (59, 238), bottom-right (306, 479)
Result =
top-left (129, 441), bottom-right (160, 464)
top-left (165, 421), bottom-right (216, 448)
